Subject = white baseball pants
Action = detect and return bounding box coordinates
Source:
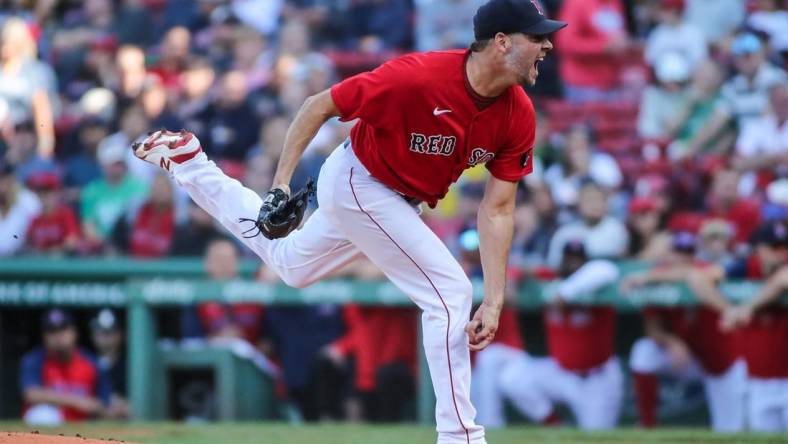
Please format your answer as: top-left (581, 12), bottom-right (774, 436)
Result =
top-left (171, 142), bottom-right (485, 444)
top-left (629, 337), bottom-right (747, 432)
top-left (498, 355), bottom-right (624, 430)
top-left (748, 378), bottom-right (788, 432)
top-left (471, 343), bottom-right (528, 428)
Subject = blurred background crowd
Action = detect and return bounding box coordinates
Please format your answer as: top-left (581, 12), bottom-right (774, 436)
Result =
top-left (1, 0), bottom-right (787, 433)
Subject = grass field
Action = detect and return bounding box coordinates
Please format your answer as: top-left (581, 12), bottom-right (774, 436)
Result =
top-left (2, 422), bottom-right (787, 444)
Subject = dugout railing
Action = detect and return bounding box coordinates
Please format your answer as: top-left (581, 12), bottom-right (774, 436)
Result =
top-left (0, 257), bottom-right (784, 424)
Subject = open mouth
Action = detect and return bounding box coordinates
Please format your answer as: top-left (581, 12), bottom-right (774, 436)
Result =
top-left (533, 56), bottom-right (544, 72)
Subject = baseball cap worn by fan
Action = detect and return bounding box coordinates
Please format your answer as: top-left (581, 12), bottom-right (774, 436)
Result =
top-left (41, 308), bottom-right (75, 332)
top-left (26, 171), bottom-right (62, 192)
top-left (474, 0), bottom-right (567, 40)
top-left (672, 231), bottom-right (697, 253)
top-left (731, 33), bottom-right (762, 56)
top-left (767, 179), bottom-right (788, 207)
top-left (700, 219), bottom-right (732, 240)
top-left (754, 220), bottom-right (788, 248)
top-left (97, 137), bottom-right (128, 167)
top-left (655, 52), bottom-right (690, 84)
top-left (459, 229), bottom-right (480, 251)
top-left (629, 196), bottom-right (658, 214)
top-left (91, 308), bottom-right (120, 331)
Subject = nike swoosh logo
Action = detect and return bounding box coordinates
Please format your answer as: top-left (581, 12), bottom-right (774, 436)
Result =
top-left (433, 107), bottom-right (452, 116)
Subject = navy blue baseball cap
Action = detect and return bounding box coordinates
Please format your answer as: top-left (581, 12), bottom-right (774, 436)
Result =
top-left (563, 239), bottom-right (587, 257)
top-left (672, 231), bottom-right (697, 253)
top-left (753, 220), bottom-right (788, 248)
top-left (41, 308), bottom-right (75, 332)
top-left (474, 0), bottom-right (567, 40)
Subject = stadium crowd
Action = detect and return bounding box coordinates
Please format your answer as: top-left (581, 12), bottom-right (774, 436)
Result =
top-left (2, 0), bottom-right (787, 433)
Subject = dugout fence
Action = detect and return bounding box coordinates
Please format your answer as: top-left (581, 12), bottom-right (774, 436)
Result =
top-left (0, 257), bottom-right (782, 424)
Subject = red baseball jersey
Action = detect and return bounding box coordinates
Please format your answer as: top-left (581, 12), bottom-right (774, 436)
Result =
top-left (130, 203), bottom-right (175, 257)
top-left (741, 308), bottom-right (788, 378)
top-left (198, 303), bottom-right (264, 344)
top-left (544, 306), bottom-right (616, 371)
top-left (739, 255), bottom-right (788, 378)
top-left (643, 306), bottom-right (739, 375)
top-left (20, 348), bottom-right (110, 421)
top-left (331, 50), bottom-right (536, 208)
top-left (492, 307), bottom-right (525, 350)
top-left (333, 306), bottom-right (417, 391)
top-left (26, 206), bottom-right (79, 251)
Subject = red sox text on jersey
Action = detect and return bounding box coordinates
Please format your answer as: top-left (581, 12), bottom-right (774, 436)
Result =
top-left (408, 133), bottom-right (496, 168)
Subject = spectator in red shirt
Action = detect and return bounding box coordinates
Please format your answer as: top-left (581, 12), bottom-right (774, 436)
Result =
top-left (148, 26), bottom-right (191, 92)
top-left (556, 0), bottom-right (631, 102)
top-left (109, 173), bottom-right (175, 257)
top-left (20, 309), bottom-right (110, 425)
top-left (667, 168), bottom-right (763, 242)
top-left (129, 174), bottom-right (175, 257)
top-left (25, 172), bottom-right (80, 254)
top-left (705, 168), bottom-right (762, 244)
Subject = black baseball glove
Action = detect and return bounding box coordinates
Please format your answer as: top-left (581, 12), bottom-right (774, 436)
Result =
top-left (240, 178), bottom-right (316, 239)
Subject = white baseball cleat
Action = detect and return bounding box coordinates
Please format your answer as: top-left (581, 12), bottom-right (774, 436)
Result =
top-left (132, 129), bottom-right (203, 172)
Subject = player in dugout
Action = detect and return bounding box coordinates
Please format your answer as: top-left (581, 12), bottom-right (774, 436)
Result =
top-left (696, 219), bottom-right (788, 432)
top-left (499, 240), bottom-right (623, 430)
top-left (622, 231), bottom-right (745, 432)
top-left (20, 309), bottom-right (111, 425)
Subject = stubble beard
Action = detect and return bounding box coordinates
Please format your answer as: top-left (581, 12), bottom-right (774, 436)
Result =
top-left (505, 47), bottom-right (537, 87)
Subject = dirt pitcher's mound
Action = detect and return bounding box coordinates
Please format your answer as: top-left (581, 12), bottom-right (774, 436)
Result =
top-left (0, 432), bottom-right (137, 443)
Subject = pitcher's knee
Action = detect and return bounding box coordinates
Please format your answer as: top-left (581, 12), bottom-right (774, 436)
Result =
top-left (443, 275), bottom-right (473, 306)
top-left (426, 274), bottom-right (473, 317)
top-left (278, 270), bottom-right (314, 289)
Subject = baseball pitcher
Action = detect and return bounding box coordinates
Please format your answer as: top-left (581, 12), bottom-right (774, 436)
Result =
top-left (132, 1), bottom-right (566, 442)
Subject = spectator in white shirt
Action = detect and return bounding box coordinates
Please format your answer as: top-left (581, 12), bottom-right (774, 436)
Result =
top-left (645, 0), bottom-right (707, 71)
top-left (543, 124), bottom-right (623, 211)
top-left (746, 0), bottom-right (788, 58)
top-left (414, 0), bottom-right (486, 51)
top-left (684, 0), bottom-right (745, 45)
top-left (0, 162), bottom-right (41, 256)
top-left (734, 83), bottom-right (788, 196)
top-left (685, 33), bottom-right (787, 157)
top-left (546, 181), bottom-right (629, 269)
top-left (638, 52), bottom-right (692, 141)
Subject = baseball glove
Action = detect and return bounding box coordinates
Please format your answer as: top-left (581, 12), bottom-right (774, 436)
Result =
top-left (240, 178), bottom-right (316, 240)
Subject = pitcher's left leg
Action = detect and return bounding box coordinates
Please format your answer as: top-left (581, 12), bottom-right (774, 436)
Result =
top-left (331, 165), bottom-right (484, 444)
